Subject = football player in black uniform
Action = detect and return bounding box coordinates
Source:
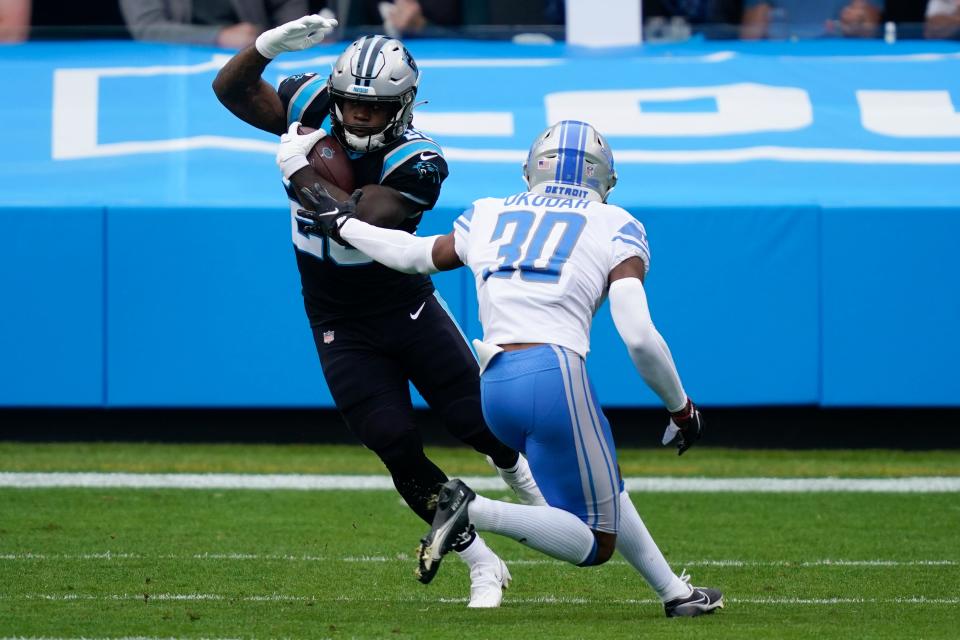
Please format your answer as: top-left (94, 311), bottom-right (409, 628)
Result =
top-left (212, 15), bottom-right (543, 607)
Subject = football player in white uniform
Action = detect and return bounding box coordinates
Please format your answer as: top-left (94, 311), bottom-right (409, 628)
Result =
top-left (293, 120), bottom-right (723, 618)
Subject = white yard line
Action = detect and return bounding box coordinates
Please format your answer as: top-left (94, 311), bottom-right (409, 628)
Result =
top-left (1, 593), bottom-right (957, 606)
top-left (0, 552), bottom-right (954, 568)
top-left (1, 473), bottom-right (958, 492)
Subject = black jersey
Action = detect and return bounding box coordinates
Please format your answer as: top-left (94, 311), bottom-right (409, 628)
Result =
top-left (277, 72), bottom-right (449, 325)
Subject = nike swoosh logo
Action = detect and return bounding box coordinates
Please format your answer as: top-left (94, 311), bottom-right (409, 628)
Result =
top-left (419, 152), bottom-right (439, 161)
top-left (410, 301), bottom-right (426, 320)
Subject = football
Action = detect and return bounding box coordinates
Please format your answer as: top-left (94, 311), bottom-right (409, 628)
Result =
top-left (299, 126), bottom-right (355, 193)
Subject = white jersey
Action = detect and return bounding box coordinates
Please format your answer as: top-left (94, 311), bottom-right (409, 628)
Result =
top-left (453, 191), bottom-right (651, 357)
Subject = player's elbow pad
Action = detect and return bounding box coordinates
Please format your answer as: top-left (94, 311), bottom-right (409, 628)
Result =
top-left (609, 278), bottom-right (657, 355)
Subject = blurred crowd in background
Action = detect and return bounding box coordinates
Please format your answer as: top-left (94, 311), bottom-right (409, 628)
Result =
top-left (0, 0), bottom-right (956, 45)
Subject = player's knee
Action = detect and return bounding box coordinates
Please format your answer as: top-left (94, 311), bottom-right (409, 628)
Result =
top-left (594, 531), bottom-right (618, 564)
top-left (581, 531), bottom-right (617, 566)
top-left (440, 396), bottom-right (486, 440)
top-left (348, 404), bottom-right (420, 463)
top-left (351, 407), bottom-right (426, 469)
top-left (368, 424), bottom-right (427, 469)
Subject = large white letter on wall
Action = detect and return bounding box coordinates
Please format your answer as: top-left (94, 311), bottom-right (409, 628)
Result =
top-left (545, 84), bottom-right (812, 136)
top-left (566, 0), bottom-right (641, 47)
top-left (858, 91), bottom-right (960, 138)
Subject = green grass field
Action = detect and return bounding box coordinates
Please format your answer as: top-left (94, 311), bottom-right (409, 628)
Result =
top-left (2, 443), bottom-right (959, 639)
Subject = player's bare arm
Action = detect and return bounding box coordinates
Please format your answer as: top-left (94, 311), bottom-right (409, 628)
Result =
top-left (289, 166), bottom-right (351, 201)
top-left (212, 46), bottom-right (286, 135)
top-left (291, 172), bottom-right (419, 228)
top-left (608, 256), bottom-right (647, 285)
top-left (212, 15), bottom-right (338, 135)
top-left (353, 184), bottom-right (424, 228)
top-left (429, 233), bottom-right (462, 271)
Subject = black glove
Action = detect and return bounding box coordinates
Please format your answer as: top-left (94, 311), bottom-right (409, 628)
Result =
top-left (663, 398), bottom-right (703, 456)
top-left (296, 184), bottom-right (361, 246)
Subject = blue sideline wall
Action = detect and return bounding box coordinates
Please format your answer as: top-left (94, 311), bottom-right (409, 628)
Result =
top-left (2, 204), bottom-right (958, 407)
top-left (0, 207), bottom-right (105, 406)
top-left (3, 39), bottom-right (960, 407)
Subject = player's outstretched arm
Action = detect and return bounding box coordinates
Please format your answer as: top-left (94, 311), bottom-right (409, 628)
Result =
top-left (212, 15), bottom-right (337, 135)
top-left (608, 258), bottom-right (687, 411)
top-left (296, 184), bottom-right (462, 273)
top-left (292, 175), bottom-right (419, 227)
top-left (608, 258), bottom-right (703, 454)
top-left (340, 216), bottom-right (461, 273)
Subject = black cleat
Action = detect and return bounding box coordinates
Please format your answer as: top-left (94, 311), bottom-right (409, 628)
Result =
top-left (664, 578), bottom-right (724, 618)
top-left (415, 479), bottom-right (476, 584)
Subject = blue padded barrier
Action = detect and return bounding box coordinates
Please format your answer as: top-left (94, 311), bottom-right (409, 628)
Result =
top-left (0, 207), bottom-right (104, 406)
top-left (461, 206), bottom-right (821, 406)
top-left (821, 207), bottom-right (960, 406)
top-left (2, 39), bottom-right (960, 407)
top-left (105, 206), bottom-right (325, 406)
top-left (105, 206), bottom-right (464, 407)
top-left (2, 204), bottom-right (958, 408)
top-left (591, 206), bottom-right (821, 406)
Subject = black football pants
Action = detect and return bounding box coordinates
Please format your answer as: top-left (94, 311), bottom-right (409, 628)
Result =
top-left (311, 292), bottom-right (517, 523)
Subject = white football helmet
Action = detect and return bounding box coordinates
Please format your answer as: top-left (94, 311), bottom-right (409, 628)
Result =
top-left (327, 35), bottom-right (420, 153)
top-left (523, 120), bottom-right (618, 202)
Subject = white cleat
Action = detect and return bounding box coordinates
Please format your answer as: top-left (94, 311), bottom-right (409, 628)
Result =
top-left (487, 454), bottom-right (547, 506)
top-left (467, 556), bottom-right (512, 608)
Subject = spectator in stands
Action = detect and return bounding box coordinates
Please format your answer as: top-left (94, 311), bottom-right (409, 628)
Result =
top-left (358, 0), bottom-right (563, 39)
top-left (741, 0), bottom-right (884, 39)
top-left (121, 0), bottom-right (308, 47)
top-left (643, 0), bottom-right (743, 40)
top-left (0, 0), bottom-right (29, 42)
top-left (2, 0), bottom-right (129, 42)
top-left (881, 0), bottom-right (927, 39)
top-left (925, 0), bottom-right (960, 38)
top-left (368, 0), bottom-right (461, 38)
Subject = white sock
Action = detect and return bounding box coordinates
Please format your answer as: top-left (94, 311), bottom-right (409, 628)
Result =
top-left (468, 494), bottom-right (596, 565)
top-left (456, 533), bottom-right (495, 567)
top-left (616, 491), bottom-right (690, 601)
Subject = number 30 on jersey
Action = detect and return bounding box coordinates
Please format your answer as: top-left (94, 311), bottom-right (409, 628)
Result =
top-left (482, 211), bottom-right (586, 283)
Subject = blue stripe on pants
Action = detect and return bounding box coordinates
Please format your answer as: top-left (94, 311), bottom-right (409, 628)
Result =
top-left (480, 345), bottom-right (620, 533)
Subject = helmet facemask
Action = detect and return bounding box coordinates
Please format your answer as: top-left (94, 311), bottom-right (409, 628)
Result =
top-left (330, 92), bottom-right (414, 153)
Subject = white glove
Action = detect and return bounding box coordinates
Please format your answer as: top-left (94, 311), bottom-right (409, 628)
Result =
top-left (277, 121), bottom-right (326, 180)
top-left (255, 14), bottom-right (338, 59)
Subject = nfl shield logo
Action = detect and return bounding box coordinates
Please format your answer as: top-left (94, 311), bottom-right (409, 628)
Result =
top-left (323, 330), bottom-right (335, 344)
top-left (585, 164), bottom-right (596, 177)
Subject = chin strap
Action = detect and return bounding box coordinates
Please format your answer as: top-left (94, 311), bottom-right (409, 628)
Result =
top-left (340, 128), bottom-right (387, 153)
